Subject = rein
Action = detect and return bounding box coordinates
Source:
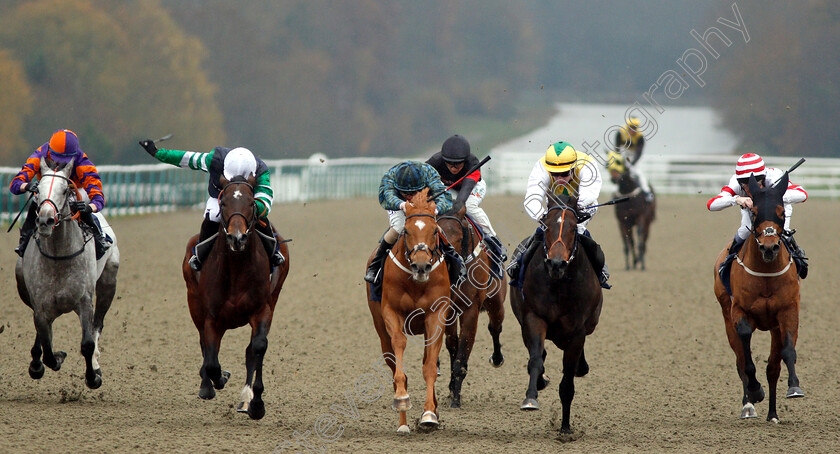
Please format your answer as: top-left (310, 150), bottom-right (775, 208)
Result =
top-left (34, 172), bottom-right (89, 260)
top-left (543, 205), bottom-right (579, 263)
top-left (437, 214), bottom-right (482, 262)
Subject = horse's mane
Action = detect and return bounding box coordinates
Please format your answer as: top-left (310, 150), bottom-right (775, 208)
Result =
top-left (408, 188), bottom-right (436, 213)
top-left (547, 192), bottom-right (578, 213)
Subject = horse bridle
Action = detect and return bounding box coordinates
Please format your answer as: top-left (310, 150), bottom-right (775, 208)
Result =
top-left (219, 180), bottom-right (257, 237)
top-left (37, 173), bottom-right (81, 228)
top-left (403, 213), bottom-right (442, 263)
top-left (543, 205), bottom-right (579, 263)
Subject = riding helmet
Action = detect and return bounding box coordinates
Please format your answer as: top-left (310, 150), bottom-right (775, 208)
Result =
top-left (541, 141), bottom-right (577, 173)
top-left (441, 135), bottom-right (470, 163)
top-left (735, 153), bottom-right (766, 179)
top-left (393, 162), bottom-right (425, 192)
top-left (223, 147), bottom-right (257, 180)
top-left (48, 129), bottom-right (80, 164)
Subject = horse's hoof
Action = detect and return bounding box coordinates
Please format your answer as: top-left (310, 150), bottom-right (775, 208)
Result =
top-left (786, 386), bottom-right (805, 398)
top-left (236, 400), bottom-right (250, 413)
top-left (248, 399), bottom-right (265, 420)
top-left (520, 398), bottom-right (540, 411)
top-left (489, 354), bottom-right (504, 368)
top-left (419, 411), bottom-right (439, 427)
top-left (86, 374), bottom-right (102, 390)
top-left (746, 386), bottom-right (765, 404)
top-left (392, 395), bottom-right (411, 412)
top-left (740, 402), bottom-right (757, 419)
top-left (198, 386), bottom-right (216, 400)
top-left (29, 362), bottom-right (45, 379)
top-left (214, 370), bottom-right (231, 390)
top-left (436, 366), bottom-right (441, 377)
top-left (48, 351), bottom-right (67, 371)
top-left (449, 397), bottom-right (461, 409)
top-left (537, 374), bottom-right (550, 391)
top-left (396, 425), bottom-right (411, 434)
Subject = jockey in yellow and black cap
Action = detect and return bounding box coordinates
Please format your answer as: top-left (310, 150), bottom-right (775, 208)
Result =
top-left (508, 141), bottom-right (610, 289)
top-left (613, 117), bottom-right (652, 201)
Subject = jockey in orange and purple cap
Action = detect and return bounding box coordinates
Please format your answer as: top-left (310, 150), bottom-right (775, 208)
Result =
top-left (708, 153), bottom-right (809, 279)
top-left (9, 129), bottom-right (112, 259)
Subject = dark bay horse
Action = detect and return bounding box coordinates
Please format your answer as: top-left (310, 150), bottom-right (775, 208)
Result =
top-left (15, 158), bottom-right (120, 389)
top-left (510, 194), bottom-right (603, 435)
top-left (437, 207), bottom-right (506, 409)
top-left (366, 188), bottom-right (451, 433)
top-left (713, 173), bottom-right (803, 423)
top-left (606, 151), bottom-right (655, 270)
top-left (183, 174), bottom-right (290, 420)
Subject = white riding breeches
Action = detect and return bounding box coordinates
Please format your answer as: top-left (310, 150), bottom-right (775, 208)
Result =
top-left (449, 180), bottom-right (497, 237)
top-left (204, 197), bottom-right (221, 223)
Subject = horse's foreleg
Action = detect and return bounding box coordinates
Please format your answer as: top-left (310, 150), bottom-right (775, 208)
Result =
top-left (28, 334), bottom-right (44, 379)
top-left (620, 224), bottom-right (633, 270)
top-left (486, 292), bottom-right (505, 368)
top-left (79, 296), bottom-right (102, 389)
top-left (92, 257), bottom-right (118, 379)
top-left (419, 312), bottom-right (446, 428)
top-left (766, 329), bottom-right (783, 423)
top-left (638, 218), bottom-right (652, 271)
top-left (444, 313), bottom-right (458, 376)
top-left (237, 342), bottom-right (256, 414)
top-left (734, 316), bottom-right (764, 405)
top-left (520, 315), bottom-right (547, 411)
top-left (198, 322), bottom-right (229, 399)
top-left (381, 306), bottom-right (410, 413)
top-left (34, 314), bottom-right (65, 372)
top-left (448, 307), bottom-right (478, 409)
top-left (558, 339), bottom-right (584, 434)
top-left (245, 319), bottom-right (270, 420)
top-left (778, 308), bottom-right (804, 402)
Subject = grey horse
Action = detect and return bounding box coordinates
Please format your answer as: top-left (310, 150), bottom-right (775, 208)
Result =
top-left (14, 158), bottom-right (120, 389)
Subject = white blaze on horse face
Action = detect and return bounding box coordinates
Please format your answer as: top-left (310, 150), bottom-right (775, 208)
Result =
top-left (415, 219), bottom-right (426, 231)
top-left (233, 189), bottom-right (243, 200)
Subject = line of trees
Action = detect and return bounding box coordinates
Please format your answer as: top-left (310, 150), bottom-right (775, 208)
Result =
top-left (1, 1), bottom-right (833, 165)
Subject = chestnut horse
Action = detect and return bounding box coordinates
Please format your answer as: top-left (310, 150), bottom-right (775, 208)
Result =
top-left (183, 174), bottom-right (290, 420)
top-left (437, 207), bottom-right (506, 409)
top-left (606, 151), bottom-right (655, 270)
top-left (366, 188), bottom-right (451, 433)
top-left (510, 193), bottom-right (603, 435)
top-left (713, 173), bottom-right (803, 423)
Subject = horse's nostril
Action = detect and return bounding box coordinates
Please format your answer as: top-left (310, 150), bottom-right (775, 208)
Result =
top-left (773, 244), bottom-right (780, 252)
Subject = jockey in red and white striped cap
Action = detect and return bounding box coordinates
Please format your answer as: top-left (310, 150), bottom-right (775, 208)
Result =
top-left (707, 153), bottom-right (809, 278)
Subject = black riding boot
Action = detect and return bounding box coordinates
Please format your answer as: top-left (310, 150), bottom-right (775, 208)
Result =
top-left (190, 216), bottom-right (220, 271)
top-left (719, 234), bottom-right (746, 279)
top-left (506, 228), bottom-right (544, 285)
top-left (15, 203), bottom-right (38, 258)
top-left (783, 229), bottom-right (808, 279)
top-left (441, 241), bottom-right (467, 285)
top-left (78, 211), bottom-right (112, 260)
top-left (483, 235), bottom-right (508, 279)
top-left (579, 232), bottom-right (611, 289)
top-left (256, 220), bottom-right (285, 268)
top-left (364, 238), bottom-right (394, 284)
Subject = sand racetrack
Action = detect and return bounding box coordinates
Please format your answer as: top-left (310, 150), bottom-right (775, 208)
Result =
top-left (1, 195), bottom-right (839, 453)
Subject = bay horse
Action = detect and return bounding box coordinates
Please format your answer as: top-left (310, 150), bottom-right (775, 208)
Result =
top-left (606, 151), bottom-right (655, 270)
top-left (366, 188), bottom-right (451, 433)
top-left (183, 174), bottom-right (290, 420)
top-left (510, 193), bottom-right (603, 435)
top-left (15, 158), bottom-right (120, 389)
top-left (436, 206), bottom-right (506, 409)
top-left (713, 173), bottom-right (803, 423)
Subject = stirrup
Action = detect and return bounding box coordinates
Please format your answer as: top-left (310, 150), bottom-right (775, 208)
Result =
top-left (599, 271), bottom-right (611, 289)
top-left (189, 254), bottom-right (202, 271)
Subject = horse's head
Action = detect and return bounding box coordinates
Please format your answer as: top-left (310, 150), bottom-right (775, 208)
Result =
top-left (219, 174), bottom-right (257, 252)
top-left (606, 151), bottom-right (627, 184)
top-left (36, 157), bottom-right (80, 237)
top-left (541, 193), bottom-right (580, 280)
top-left (436, 204), bottom-right (467, 257)
top-left (403, 188), bottom-right (440, 283)
top-left (748, 173), bottom-right (787, 263)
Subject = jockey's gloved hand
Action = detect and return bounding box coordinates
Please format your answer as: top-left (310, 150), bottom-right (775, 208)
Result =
top-left (70, 201), bottom-right (92, 214)
top-left (139, 139), bottom-right (158, 157)
top-left (25, 182), bottom-right (39, 194)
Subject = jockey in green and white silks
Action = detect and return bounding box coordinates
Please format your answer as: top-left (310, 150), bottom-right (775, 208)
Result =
top-left (508, 141), bottom-right (611, 289)
top-left (139, 140), bottom-right (284, 271)
top-left (364, 160), bottom-right (465, 289)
